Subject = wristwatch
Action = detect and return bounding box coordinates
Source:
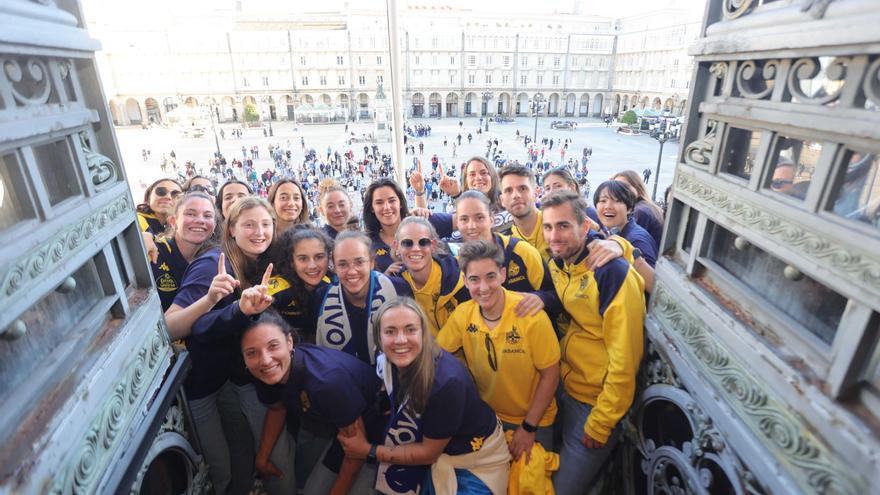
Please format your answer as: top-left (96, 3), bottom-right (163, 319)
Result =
top-left (633, 248), bottom-right (643, 261)
top-left (521, 420), bottom-right (538, 433)
top-left (366, 444), bottom-right (378, 464)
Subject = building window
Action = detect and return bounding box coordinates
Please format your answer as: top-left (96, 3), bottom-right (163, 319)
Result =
top-left (552, 75), bottom-right (559, 86)
top-left (537, 74), bottom-right (543, 85)
top-left (262, 76), bottom-right (269, 86)
top-left (358, 75), bottom-right (366, 85)
top-left (301, 76), bottom-right (308, 86)
top-left (358, 56), bottom-right (363, 65)
top-left (486, 55), bottom-right (492, 65)
top-left (242, 76), bottom-right (249, 87)
top-left (503, 55), bottom-right (510, 66)
top-left (377, 56), bottom-right (382, 65)
top-left (520, 74), bottom-right (527, 85)
top-left (521, 56), bottom-right (528, 68)
top-left (485, 73), bottom-right (492, 84)
top-left (339, 75), bottom-right (345, 85)
top-left (377, 75), bottom-right (384, 84)
top-left (414, 55), bottom-right (420, 65)
top-left (502, 74), bottom-right (509, 84)
top-left (320, 75), bottom-right (327, 85)
top-left (450, 55), bottom-right (456, 65)
top-left (468, 55), bottom-right (476, 66)
top-left (538, 57), bottom-right (544, 68)
top-left (450, 73), bottom-right (456, 84)
top-left (337, 55), bottom-right (344, 65)
top-left (468, 73), bottom-right (475, 84)
top-left (553, 56), bottom-right (560, 68)
top-left (300, 56), bottom-right (306, 65)
top-left (432, 37), bottom-right (438, 47)
top-left (571, 56), bottom-right (578, 68)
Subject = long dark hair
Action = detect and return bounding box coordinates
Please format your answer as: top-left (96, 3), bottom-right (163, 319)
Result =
top-left (372, 298), bottom-right (441, 415)
top-left (215, 179), bottom-right (254, 217)
top-left (363, 178), bottom-right (410, 236)
top-left (612, 170), bottom-right (663, 220)
top-left (137, 178), bottom-right (181, 215)
top-left (268, 178), bottom-right (310, 225)
top-left (275, 226), bottom-right (332, 305)
top-left (461, 156), bottom-right (502, 211)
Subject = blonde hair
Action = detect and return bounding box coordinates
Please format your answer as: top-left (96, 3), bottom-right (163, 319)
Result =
top-left (372, 298), bottom-right (440, 415)
top-left (222, 196), bottom-right (275, 291)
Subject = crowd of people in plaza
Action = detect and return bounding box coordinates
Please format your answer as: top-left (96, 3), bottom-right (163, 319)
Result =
top-left (136, 131), bottom-right (668, 493)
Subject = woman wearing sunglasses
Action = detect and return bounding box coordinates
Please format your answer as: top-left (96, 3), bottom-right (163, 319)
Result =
top-left (338, 299), bottom-right (509, 495)
top-left (137, 178), bottom-right (183, 235)
top-left (182, 175), bottom-right (216, 196)
top-left (391, 216), bottom-right (469, 337)
top-left (437, 240), bottom-right (560, 464)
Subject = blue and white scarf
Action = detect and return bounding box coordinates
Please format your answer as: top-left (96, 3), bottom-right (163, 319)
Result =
top-left (317, 271), bottom-right (398, 364)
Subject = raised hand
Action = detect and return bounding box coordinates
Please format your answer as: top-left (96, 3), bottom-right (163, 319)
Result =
top-left (208, 252), bottom-right (240, 305)
top-left (240, 263), bottom-right (274, 316)
top-left (409, 159), bottom-right (425, 194)
top-left (437, 162), bottom-right (460, 197)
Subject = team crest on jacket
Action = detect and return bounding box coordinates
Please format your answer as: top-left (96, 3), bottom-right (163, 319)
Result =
top-left (376, 248), bottom-right (388, 256)
top-left (156, 273), bottom-right (177, 292)
top-left (578, 277), bottom-right (590, 296)
top-left (470, 436), bottom-right (484, 452)
top-left (507, 262), bottom-right (521, 277)
top-left (466, 323), bottom-right (479, 334)
top-left (506, 327), bottom-right (521, 345)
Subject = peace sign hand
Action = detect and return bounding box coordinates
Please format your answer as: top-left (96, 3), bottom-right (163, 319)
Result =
top-left (240, 263), bottom-right (274, 316)
top-left (208, 252), bottom-right (240, 305)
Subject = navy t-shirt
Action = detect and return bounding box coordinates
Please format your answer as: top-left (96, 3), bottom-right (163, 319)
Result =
top-left (621, 217), bottom-right (658, 267)
top-left (151, 238), bottom-right (189, 311)
top-left (254, 345), bottom-right (382, 431)
top-left (419, 351), bottom-right (498, 455)
top-left (174, 248), bottom-right (250, 399)
top-left (632, 201), bottom-right (664, 247)
top-left (371, 213), bottom-right (454, 273)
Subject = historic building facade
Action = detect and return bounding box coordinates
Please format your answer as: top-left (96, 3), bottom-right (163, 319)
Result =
top-left (87, 3), bottom-right (696, 125)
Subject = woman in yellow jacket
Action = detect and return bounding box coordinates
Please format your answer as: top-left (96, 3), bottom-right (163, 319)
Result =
top-left (438, 240), bottom-right (560, 463)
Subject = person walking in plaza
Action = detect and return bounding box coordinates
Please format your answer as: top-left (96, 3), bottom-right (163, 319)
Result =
top-left (438, 241), bottom-right (560, 460)
top-left (337, 299), bottom-right (510, 495)
top-left (541, 191), bottom-right (645, 494)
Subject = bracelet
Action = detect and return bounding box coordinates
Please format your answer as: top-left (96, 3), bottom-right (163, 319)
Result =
top-left (450, 191), bottom-right (461, 200)
top-left (521, 420), bottom-right (538, 433)
top-left (415, 190), bottom-right (425, 196)
top-left (366, 443), bottom-right (378, 464)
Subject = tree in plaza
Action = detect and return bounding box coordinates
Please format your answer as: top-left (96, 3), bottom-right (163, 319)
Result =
top-left (243, 103), bottom-right (260, 123)
top-left (620, 110), bottom-right (637, 125)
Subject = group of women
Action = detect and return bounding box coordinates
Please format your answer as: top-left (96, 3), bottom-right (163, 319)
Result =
top-left (136, 156), bottom-right (664, 495)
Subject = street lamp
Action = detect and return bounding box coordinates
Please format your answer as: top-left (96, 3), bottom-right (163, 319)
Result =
top-left (652, 131), bottom-right (669, 201)
top-left (481, 91), bottom-right (492, 131)
top-left (530, 95), bottom-right (546, 143)
top-left (208, 103), bottom-right (221, 157)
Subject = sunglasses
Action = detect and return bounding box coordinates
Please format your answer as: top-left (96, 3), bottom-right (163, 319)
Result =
top-left (399, 238), bottom-right (432, 249)
top-left (155, 186), bottom-right (182, 198)
top-left (770, 179), bottom-right (793, 189)
top-left (187, 184), bottom-right (215, 195)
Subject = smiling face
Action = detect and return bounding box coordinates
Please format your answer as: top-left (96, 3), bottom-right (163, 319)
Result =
top-left (333, 238), bottom-right (374, 301)
top-left (595, 188), bottom-right (630, 230)
top-left (379, 306), bottom-right (423, 369)
top-left (242, 323), bottom-right (294, 385)
top-left (395, 222), bottom-right (435, 274)
top-left (371, 186), bottom-right (402, 230)
top-left (455, 197), bottom-right (493, 242)
top-left (465, 160), bottom-right (493, 194)
top-left (542, 202), bottom-right (589, 262)
top-left (149, 180), bottom-right (182, 217)
top-left (229, 206), bottom-right (274, 259)
top-left (273, 182), bottom-right (303, 224)
top-left (170, 196), bottom-right (215, 246)
top-left (321, 190), bottom-right (351, 230)
top-left (500, 174), bottom-right (537, 219)
top-left (464, 258), bottom-right (506, 312)
top-left (221, 183), bottom-right (251, 218)
top-left (293, 238), bottom-right (329, 289)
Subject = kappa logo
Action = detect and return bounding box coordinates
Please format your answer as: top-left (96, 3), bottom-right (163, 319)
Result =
top-left (376, 248), bottom-right (388, 256)
top-left (466, 323), bottom-right (479, 334)
top-left (506, 327), bottom-right (521, 345)
top-left (159, 262), bottom-right (170, 272)
top-left (470, 436), bottom-right (484, 452)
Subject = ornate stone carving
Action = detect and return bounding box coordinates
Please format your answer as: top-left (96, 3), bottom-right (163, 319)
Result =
top-left (0, 194), bottom-right (131, 300)
top-left (50, 324), bottom-right (168, 495)
top-left (643, 342), bottom-right (681, 387)
top-left (723, 0), bottom-right (756, 20)
top-left (78, 132), bottom-right (119, 190)
top-left (675, 172), bottom-right (880, 291)
top-left (651, 285), bottom-right (865, 495)
top-left (863, 56), bottom-right (880, 109)
top-left (787, 57), bottom-right (846, 105)
top-left (160, 404), bottom-right (186, 437)
top-left (684, 120), bottom-right (717, 167)
top-left (1, 56), bottom-right (52, 106)
top-left (735, 59), bottom-right (779, 100)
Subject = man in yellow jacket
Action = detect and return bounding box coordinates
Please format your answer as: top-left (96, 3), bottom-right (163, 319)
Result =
top-left (541, 191), bottom-right (646, 494)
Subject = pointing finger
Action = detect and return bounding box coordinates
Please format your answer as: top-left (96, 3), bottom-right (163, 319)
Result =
top-left (218, 252), bottom-right (227, 276)
top-left (261, 263), bottom-right (274, 286)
